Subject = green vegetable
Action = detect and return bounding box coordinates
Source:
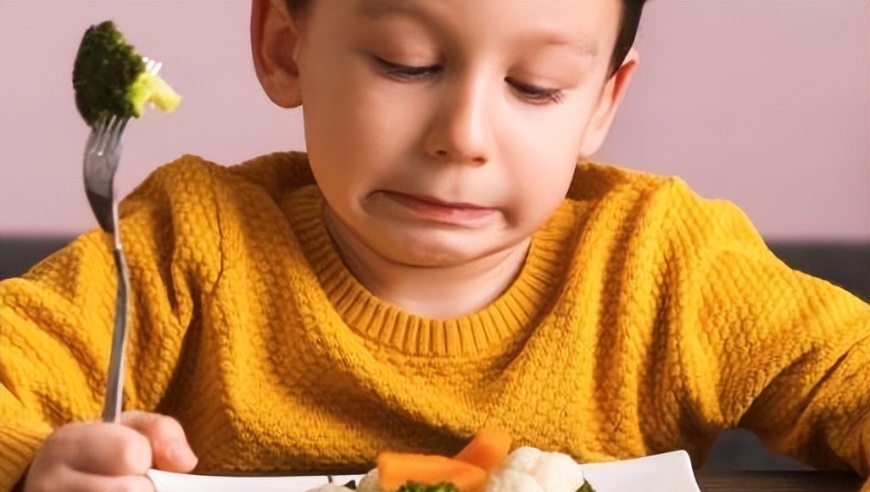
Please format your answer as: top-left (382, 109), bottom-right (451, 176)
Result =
top-left (396, 482), bottom-right (462, 492)
top-left (72, 20), bottom-right (180, 126)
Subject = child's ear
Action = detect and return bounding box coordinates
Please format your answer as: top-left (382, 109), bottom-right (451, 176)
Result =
top-left (578, 48), bottom-right (639, 157)
top-left (251, 0), bottom-right (303, 108)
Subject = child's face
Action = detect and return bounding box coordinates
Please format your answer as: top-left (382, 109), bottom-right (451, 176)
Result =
top-left (254, 0), bottom-right (636, 269)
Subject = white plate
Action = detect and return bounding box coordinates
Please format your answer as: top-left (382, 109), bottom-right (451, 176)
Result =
top-left (580, 450), bottom-right (700, 492)
top-left (147, 450), bottom-right (700, 492)
top-left (147, 470), bottom-right (362, 492)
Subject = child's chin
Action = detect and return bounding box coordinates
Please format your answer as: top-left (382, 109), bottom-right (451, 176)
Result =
top-left (397, 242), bottom-right (525, 273)
top-left (384, 241), bottom-right (482, 268)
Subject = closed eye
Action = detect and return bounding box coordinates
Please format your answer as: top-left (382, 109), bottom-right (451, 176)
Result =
top-left (506, 77), bottom-right (564, 104)
top-left (373, 56), bottom-right (441, 81)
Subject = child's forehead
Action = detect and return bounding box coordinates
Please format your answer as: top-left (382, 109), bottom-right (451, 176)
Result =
top-left (311, 0), bottom-right (621, 45)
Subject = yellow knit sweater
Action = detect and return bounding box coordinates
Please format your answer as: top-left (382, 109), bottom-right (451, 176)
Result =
top-left (1, 153), bottom-right (869, 490)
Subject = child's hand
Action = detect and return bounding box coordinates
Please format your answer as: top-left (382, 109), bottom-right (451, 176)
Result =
top-left (21, 411), bottom-right (198, 492)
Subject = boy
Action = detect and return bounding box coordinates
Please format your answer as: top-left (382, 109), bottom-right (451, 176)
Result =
top-left (2, 1), bottom-right (869, 491)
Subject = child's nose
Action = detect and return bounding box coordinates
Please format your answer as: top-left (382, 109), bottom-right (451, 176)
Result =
top-left (422, 77), bottom-right (494, 166)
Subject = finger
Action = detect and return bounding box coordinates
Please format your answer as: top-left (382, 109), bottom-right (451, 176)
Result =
top-left (61, 470), bottom-right (155, 492)
top-left (122, 411), bottom-right (198, 472)
top-left (44, 421), bottom-right (152, 476)
top-left (23, 463), bottom-right (154, 492)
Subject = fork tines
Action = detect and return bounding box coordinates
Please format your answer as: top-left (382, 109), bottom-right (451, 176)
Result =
top-left (92, 116), bottom-right (127, 155)
top-left (142, 56), bottom-right (162, 76)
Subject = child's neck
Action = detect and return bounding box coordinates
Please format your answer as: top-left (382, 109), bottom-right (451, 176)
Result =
top-left (323, 211), bottom-right (530, 320)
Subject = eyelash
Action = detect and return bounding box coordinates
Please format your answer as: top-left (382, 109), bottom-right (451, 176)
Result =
top-left (506, 78), bottom-right (565, 105)
top-left (374, 57), bottom-right (441, 81)
top-left (373, 57), bottom-right (565, 105)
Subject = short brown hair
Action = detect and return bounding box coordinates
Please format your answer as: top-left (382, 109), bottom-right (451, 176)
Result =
top-left (284, 0), bottom-right (647, 77)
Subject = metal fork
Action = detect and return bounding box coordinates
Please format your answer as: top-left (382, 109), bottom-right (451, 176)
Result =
top-left (83, 58), bottom-right (161, 423)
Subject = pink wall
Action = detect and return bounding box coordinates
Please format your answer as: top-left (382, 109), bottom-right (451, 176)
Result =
top-left (1, 1), bottom-right (867, 240)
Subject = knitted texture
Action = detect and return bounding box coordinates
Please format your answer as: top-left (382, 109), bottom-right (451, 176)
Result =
top-left (2, 152), bottom-right (869, 490)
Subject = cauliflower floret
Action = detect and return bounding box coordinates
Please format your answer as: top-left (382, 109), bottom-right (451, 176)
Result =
top-left (485, 446), bottom-right (588, 492)
top-left (483, 468), bottom-right (544, 492)
top-left (356, 468), bottom-right (386, 492)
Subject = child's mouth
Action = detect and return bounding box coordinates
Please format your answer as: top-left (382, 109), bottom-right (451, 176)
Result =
top-left (377, 190), bottom-right (496, 225)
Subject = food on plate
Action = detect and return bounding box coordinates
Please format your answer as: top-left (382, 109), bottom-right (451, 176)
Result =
top-left (375, 452), bottom-right (488, 491)
top-left (72, 20), bottom-right (181, 126)
top-left (394, 483), bottom-right (463, 492)
top-left (319, 427), bottom-right (597, 492)
top-left (486, 446), bottom-right (591, 492)
top-left (452, 427), bottom-right (513, 472)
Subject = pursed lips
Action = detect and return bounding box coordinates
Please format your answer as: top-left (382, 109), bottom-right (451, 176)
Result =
top-left (376, 190), bottom-right (496, 224)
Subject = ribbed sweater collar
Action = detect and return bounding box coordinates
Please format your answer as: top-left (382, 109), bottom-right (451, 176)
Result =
top-left (287, 186), bottom-right (575, 357)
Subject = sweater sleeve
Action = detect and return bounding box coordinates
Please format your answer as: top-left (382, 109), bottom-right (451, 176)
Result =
top-left (655, 179), bottom-right (870, 475)
top-left (0, 156), bottom-right (223, 491)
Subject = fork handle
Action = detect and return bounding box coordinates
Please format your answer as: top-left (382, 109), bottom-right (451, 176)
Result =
top-left (102, 244), bottom-right (131, 423)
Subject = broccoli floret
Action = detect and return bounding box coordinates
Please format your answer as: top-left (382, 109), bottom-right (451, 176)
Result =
top-left (72, 20), bottom-right (180, 126)
top-left (396, 483), bottom-right (462, 492)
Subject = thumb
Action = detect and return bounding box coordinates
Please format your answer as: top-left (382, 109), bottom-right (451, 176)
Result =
top-left (122, 411), bottom-right (199, 472)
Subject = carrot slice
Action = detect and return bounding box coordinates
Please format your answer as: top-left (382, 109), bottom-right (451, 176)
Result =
top-left (377, 452), bottom-right (488, 491)
top-left (452, 427), bottom-right (512, 472)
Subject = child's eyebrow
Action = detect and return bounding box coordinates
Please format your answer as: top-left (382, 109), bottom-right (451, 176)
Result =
top-left (528, 32), bottom-right (599, 59)
top-left (356, 0), bottom-right (425, 20)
